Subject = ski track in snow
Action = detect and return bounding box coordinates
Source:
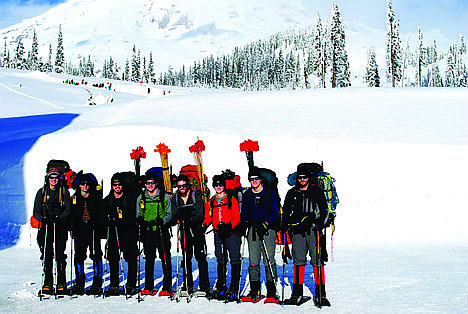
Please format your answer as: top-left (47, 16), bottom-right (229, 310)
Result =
top-left (0, 82), bottom-right (64, 110)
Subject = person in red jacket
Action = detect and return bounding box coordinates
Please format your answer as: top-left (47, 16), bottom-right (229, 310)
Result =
top-left (204, 175), bottom-right (241, 302)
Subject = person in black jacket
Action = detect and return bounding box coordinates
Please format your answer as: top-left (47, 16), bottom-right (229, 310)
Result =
top-left (171, 174), bottom-right (210, 297)
top-left (102, 173), bottom-right (139, 296)
top-left (282, 165), bottom-right (331, 306)
top-left (69, 174), bottom-right (104, 295)
top-left (33, 168), bottom-right (71, 295)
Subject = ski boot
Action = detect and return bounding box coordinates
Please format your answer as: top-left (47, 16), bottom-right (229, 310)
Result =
top-left (41, 282), bottom-right (54, 295)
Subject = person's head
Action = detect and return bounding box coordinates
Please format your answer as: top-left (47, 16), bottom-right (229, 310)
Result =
top-left (176, 174), bottom-right (191, 196)
top-left (296, 165), bottom-right (310, 189)
top-left (110, 173), bottom-right (123, 195)
top-left (212, 175), bottom-right (226, 195)
top-left (79, 173), bottom-right (95, 194)
top-left (248, 166), bottom-right (262, 189)
top-left (144, 173), bottom-right (160, 194)
top-left (47, 168), bottom-right (60, 189)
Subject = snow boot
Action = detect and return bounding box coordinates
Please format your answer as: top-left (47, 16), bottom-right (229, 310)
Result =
top-left (288, 283), bottom-right (304, 305)
top-left (72, 262), bottom-right (85, 295)
top-left (241, 281), bottom-right (262, 302)
top-left (56, 261), bottom-right (68, 295)
top-left (145, 258), bottom-right (155, 292)
top-left (314, 284), bottom-right (331, 307)
top-left (264, 280), bottom-right (278, 303)
top-left (226, 263), bottom-right (241, 302)
top-left (41, 282), bottom-right (54, 295)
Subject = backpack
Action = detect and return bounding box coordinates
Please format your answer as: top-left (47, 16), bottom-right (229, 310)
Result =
top-left (46, 159), bottom-right (70, 175)
top-left (221, 169), bottom-right (243, 207)
top-left (287, 162), bottom-right (339, 214)
top-left (179, 164), bottom-right (210, 200)
top-left (145, 167), bottom-right (164, 181)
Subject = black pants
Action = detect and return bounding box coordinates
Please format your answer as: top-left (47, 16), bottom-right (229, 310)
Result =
top-left (142, 226), bottom-right (172, 291)
top-left (106, 226), bottom-right (137, 288)
top-left (214, 232), bottom-right (241, 291)
top-left (37, 221), bottom-right (68, 284)
top-left (73, 222), bottom-right (103, 263)
top-left (179, 224), bottom-right (210, 291)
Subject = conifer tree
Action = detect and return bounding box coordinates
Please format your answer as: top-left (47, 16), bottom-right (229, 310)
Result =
top-left (148, 52), bottom-right (155, 83)
top-left (386, 0), bottom-right (402, 87)
top-left (45, 43), bottom-right (53, 72)
top-left (54, 24), bottom-right (65, 73)
top-left (14, 39), bottom-right (25, 69)
top-left (2, 40), bottom-right (9, 68)
top-left (416, 27), bottom-right (426, 87)
top-left (124, 58), bottom-right (130, 81)
top-left (312, 13), bottom-right (327, 88)
top-left (131, 45), bottom-right (140, 82)
top-left (30, 29), bottom-right (39, 71)
top-left (364, 47), bottom-right (380, 87)
top-left (329, 3), bottom-right (350, 87)
top-left (460, 34), bottom-right (466, 55)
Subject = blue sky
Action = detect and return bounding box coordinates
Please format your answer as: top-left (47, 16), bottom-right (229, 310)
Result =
top-left (0, 0), bottom-right (467, 38)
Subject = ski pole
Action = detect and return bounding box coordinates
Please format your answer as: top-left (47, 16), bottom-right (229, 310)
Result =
top-left (237, 233), bottom-right (247, 303)
top-left (115, 226), bottom-right (127, 298)
top-left (137, 224), bottom-right (141, 303)
top-left (281, 231), bottom-right (286, 306)
top-left (260, 235), bottom-right (277, 283)
top-left (103, 226), bottom-right (109, 299)
top-left (316, 228), bottom-right (322, 308)
top-left (70, 230), bottom-right (73, 299)
top-left (173, 222), bottom-right (180, 299)
top-left (182, 221), bottom-right (189, 301)
top-left (53, 222), bottom-right (57, 300)
top-left (158, 219), bottom-right (170, 297)
top-left (40, 223), bottom-right (48, 301)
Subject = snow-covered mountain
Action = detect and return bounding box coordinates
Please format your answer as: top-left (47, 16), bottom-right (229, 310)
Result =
top-left (0, 0), bottom-right (318, 71)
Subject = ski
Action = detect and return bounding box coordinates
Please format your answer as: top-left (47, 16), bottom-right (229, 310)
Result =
top-left (154, 143), bottom-right (173, 194)
top-left (189, 139), bottom-right (208, 202)
top-left (281, 295), bottom-right (311, 306)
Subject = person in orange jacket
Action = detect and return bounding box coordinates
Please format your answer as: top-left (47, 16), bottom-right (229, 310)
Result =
top-left (204, 175), bottom-right (241, 302)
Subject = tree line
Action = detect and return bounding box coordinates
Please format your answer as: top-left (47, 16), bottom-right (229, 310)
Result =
top-left (1, 1), bottom-right (467, 89)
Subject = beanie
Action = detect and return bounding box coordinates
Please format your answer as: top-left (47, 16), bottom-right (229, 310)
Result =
top-left (248, 166), bottom-right (262, 179)
top-left (212, 174), bottom-right (226, 188)
top-left (296, 165), bottom-right (311, 178)
top-left (47, 168), bottom-right (60, 178)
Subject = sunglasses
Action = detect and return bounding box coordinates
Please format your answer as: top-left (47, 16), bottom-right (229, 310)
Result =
top-left (49, 176), bottom-right (59, 180)
top-left (112, 183), bottom-right (122, 187)
top-left (213, 184), bottom-right (224, 188)
top-left (249, 177), bottom-right (260, 182)
top-left (80, 181), bottom-right (89, 186)
top-left (297, 175), bottom-right (308, 180)
top-left (145, 181), bottom-right (155, 185)
top-left (177, 184), bottom-right (188, 189)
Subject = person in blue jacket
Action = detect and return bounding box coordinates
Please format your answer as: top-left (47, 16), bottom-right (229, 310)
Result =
top-left (240, 166), bottom-right (279, 302)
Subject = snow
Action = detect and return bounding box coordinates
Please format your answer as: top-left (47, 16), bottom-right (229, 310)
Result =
top-left (1, 67), bottom-right (468, 312)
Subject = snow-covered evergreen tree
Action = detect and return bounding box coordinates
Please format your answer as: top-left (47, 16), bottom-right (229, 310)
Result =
top-left (329, 3), bottom-right (350, 88)
top-left (148, 52), bottom-right (155, 83)
top-left (54, 24), bottom-right (65, 73)
top-left (460, 34), bottom-right (466, 55)
top-left (428, 63), bottom-right (443, 87)
top-left (2, 40), bottom-right (9, 68)
top-left (124, 58), bottom-right (130, 81)
top-left (386, 0), bottom-right (402, 87)
top-left (416, 27), bottom-right (426, 87)
top-left (131, 45), bottom-right (140, 82)
top-left (312, 13), bottom-right (327, 88)
top-left (45, 43), bottom-right (53, 72)
top-left (30, 30), bottom-right (39, 71)
top-left (364, 47), bottom-right (380, 87)
top-left (14, 39), bottom-right (25, 69)
top-left (445, 45), bottom-right (458, 87)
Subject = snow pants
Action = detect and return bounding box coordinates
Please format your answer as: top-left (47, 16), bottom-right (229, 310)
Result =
top-left (247, 228), bottom-right (277, 282)
top-left (142, 226), bottom-right (172, 291)
top-left (214, 231), bottom-right (241, 291)
top-left (37, 221), bottom-right (68, 285)
top-left (106, 226), bottom-right (137, 288)
top-left (291, 227), bottom-right (325, 266)
top-left (73, 222), bottom-right (103, 263)
top-left (179, 224), bottom-right (210, 291)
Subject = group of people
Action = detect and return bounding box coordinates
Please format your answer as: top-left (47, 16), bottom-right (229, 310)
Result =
top-left (33, 163), bottom-right (333, 306)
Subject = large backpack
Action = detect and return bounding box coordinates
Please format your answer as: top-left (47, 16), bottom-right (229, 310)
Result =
top-left (179, 164), bottom-right (210, 200)
top-left (221, 169), bottom-right (243, 207)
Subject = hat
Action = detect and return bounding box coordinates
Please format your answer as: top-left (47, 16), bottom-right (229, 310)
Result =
top-left (212, 175), bottom-right (226, 188)
top-left (144, 172), bottom-right (159, 183)
top-left (176, 174), bottom-right (191, 186)
top-left (111, 173), bottom-right (122, 183)
top-left (296, 165), bottom-right (311, 178)
top-left (79, 173), bottom-right (96, 187)
top-left (248, 166), bottom-right (262, 179)
top-left (47, 168), bottom-right (60, 178)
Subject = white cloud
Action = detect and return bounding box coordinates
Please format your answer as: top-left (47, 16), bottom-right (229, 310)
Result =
top-left (0, 0), bottom-right (64, 30)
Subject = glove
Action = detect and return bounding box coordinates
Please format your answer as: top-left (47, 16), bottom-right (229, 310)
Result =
top-left (324, 212), bottom-right (335, 228)
top-left (282, 241), bottom-right (292, 263)
top-left (253, 221), bottom-right (269, 237)
top-left (50, 214), bottom-right (60, 223)
top-left (108, 216), bottom-right (117, 227)
top-left (136, 216), bottom-right (145, 226)
top-left (201, 223), bottom-right (208, 233)
top-left (155, 217), bottom-right (164, 226)
top-left (234, 221), bottom-right (247, 237)
top-left (217, 222), bottom-right (232, 237)
top-left (41, 216), bottom-right (50, 225)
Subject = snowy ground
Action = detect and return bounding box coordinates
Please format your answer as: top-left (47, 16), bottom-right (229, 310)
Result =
top-left (1, 68), bottom-right (468, 312)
